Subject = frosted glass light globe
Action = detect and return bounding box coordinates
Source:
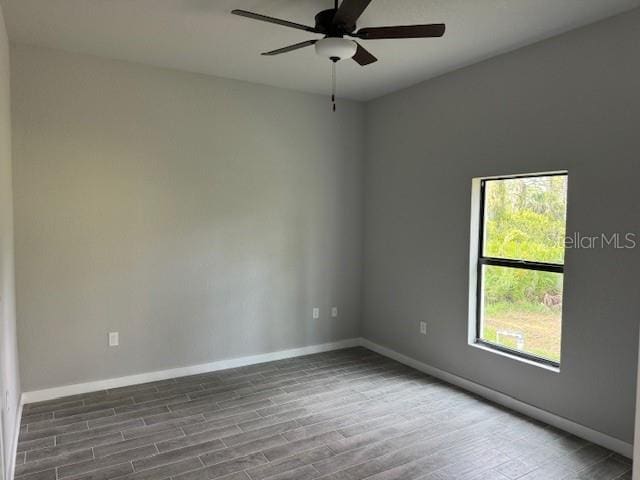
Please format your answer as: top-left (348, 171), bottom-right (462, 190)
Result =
top-left (315, 38), bottom-right (357, 60)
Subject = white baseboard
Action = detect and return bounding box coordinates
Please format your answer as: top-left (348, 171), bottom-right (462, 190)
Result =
top-left (7, 399), bottom-right (23, 480)
top-left (18, 336), bottom-right (632, 460)
top-left (359, 338), bottom-right (633, 459)
top-left (21, 338), bottom-right (360, 404)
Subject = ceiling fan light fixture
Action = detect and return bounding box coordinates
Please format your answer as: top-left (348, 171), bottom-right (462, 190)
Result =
top-left (315, 37), bottom-right (357, 60)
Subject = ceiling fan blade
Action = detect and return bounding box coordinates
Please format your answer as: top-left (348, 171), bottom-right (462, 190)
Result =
top-left (262, 40), bottom-right (318, 56)
top-left (333, 0), bottom-right (373, 28)
top-left (353, 42), bottom-right (377, 66)
top-left (356, 24), bottom-right (446, 39)
top-left (232, 9), bottom-right (318, 33)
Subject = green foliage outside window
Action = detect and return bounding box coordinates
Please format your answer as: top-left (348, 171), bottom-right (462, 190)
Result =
top-left (480, 175), bottom-right (567, 362)
top-left (483, 175), bottom-right (567, 309)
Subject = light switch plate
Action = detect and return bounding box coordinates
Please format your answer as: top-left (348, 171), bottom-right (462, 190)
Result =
top-left (109, 331), bottom-right (119, 346)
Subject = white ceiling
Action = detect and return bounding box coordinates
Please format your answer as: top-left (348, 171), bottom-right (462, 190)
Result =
top-left (2, 0), bottom-right (639, 101)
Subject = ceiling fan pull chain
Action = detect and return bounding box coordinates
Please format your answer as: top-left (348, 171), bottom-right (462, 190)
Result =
top-left (331, 60), bottom-right (337, 112)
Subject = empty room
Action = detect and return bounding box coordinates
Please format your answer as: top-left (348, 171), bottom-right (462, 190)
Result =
top-left (1, 1), bottom-right (640, 479)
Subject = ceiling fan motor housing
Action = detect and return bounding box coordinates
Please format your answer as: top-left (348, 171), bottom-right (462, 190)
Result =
top-left (314, 9), bottom-right (356, 35)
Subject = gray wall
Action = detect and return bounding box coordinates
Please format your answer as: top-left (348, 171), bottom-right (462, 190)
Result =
top-left (0, 4), bottom-right (19, 478)
top-left (363, 9), bottom-right (640, 443)
top-left (11, 44), bottom-right (365, 392)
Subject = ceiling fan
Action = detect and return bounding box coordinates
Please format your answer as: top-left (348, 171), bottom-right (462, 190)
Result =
top-left (231, 0), bottom-right (446, 109)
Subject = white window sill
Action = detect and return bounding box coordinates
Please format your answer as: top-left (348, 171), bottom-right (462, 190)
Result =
top-left (469, 341), bottom-right (561, 373)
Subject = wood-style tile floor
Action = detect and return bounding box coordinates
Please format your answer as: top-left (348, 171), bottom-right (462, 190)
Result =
top-left (15, 347), bottom-right (631, 480)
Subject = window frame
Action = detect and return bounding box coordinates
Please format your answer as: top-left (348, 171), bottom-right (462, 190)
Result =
top-left (474, 172), bottom-right (567, 369)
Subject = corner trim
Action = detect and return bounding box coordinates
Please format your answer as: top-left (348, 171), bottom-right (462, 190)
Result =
top-left (359, 338), bottom-right (633, 458)
top-left (7, 399), bottom-right (23, 480)
top-left (21, 338), bottom-right (360, 404)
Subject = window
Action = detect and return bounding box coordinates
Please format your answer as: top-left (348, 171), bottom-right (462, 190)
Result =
top-left (474, 173), bottom-right (568, 367)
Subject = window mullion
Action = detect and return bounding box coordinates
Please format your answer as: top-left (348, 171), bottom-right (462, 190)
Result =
top-left (479, 257), bottom-right (564, 274)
